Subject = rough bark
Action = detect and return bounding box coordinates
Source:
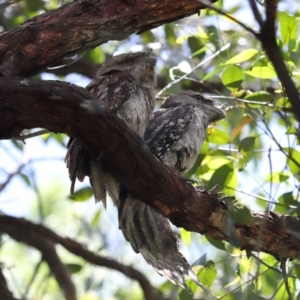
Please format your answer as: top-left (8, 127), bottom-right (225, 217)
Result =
top-left (0, 0), bottom-right (210, 77)
top-left (0, 77), bottom-right (300, 259)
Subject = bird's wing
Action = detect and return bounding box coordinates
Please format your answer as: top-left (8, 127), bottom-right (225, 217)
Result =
top-left (66, 71), bottom-right (137, 206)
top-left (145, 105), bottom-right (195, 160)
top-left (86, 71), bottom-right (137, 113)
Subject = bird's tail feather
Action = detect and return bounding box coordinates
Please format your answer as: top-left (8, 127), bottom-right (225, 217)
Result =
top-left (90, 162), bottom-right (107, 207)
top-left (118, 195), bottom-right (205, 292)
top-left (90, 161), bottom-right (120, 207)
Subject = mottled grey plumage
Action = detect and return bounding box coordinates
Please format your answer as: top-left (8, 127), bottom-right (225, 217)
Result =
top-left (119, 90), bottom-right (225, 291)
top-left (65, 50), bottom-right (156, 207)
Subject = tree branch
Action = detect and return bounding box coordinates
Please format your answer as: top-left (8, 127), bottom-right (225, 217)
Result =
top-left (41, 243), bottom-right (77, 300)
top-left (0, 214), bottom-right (77, 300)
top-left (0, 266), bottom-right (19, 300)
top-left (248, 0), bottom-right (300, 124)
top-left (0, 77), bottom-right (300, 259)
top-left (0, 213), bottom-right (158, 300)
top-left (0, 0), bottom-right (212, 77)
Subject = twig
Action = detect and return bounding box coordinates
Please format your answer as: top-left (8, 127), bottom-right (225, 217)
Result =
top-left (251, 254), bottom-right (296, 278)
top-left (210, 95), bottom-right (276, 107)
top-left (219, 268), bottom-right (270, 299)
top-left (248, 0), bottom-right (264, 27)
top-left (47, 51), bottom-right (86, 70)
top-left (156, 43), bottom-right (230, 98)
top-left (261, 119), bottom-right (300, 170)
top-left (22, 260), bottom-right (43, 299)
top-left (13, 129), bottom-right (49, 141)
top-left (0, 163), bottom-right (25, 192)
top-left (280, 259), bottom-right (293, 300)
top-left (197, 1), bottom-right (259, 37)
top-left (175, 76), bottom-right (223, 95)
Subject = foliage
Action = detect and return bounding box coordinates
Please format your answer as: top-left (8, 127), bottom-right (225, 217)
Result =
top-left (0, 0), bottom-right (300, 299)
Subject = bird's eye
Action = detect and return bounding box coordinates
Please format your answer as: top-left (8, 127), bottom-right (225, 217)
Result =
top-left (196, 95), bottom-right (204, 101)
top-left (124, 59), bottom-right (132, 64)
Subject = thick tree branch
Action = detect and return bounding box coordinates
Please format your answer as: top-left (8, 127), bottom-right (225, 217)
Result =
top-left (0, 78), bottom-right (300, 259)
top-left (0, 0), bottom-right (211, 77)
top-left (0, 213), bottom-right (158, 300)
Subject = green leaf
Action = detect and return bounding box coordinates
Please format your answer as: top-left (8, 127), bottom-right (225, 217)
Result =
top-left (66, 263), bottom-right (82, 274)
top-left (207, 128), bottom-right (230, 145)
top-left (221, 65), bottom-right (244, 90)
top-left (89, 47), bottom-right (105, 64)
top-left (225, 275), bottom-right (241, 288)
top-left (178, 289), bottom-right (193, 300)
top-left (286, 149), bottom-right (300, 176)
top-left (227, 202), bottom-right (252, 224)
top-left (238, 137), bottom-right (255, 170)
top-left (206, 236), bottom-right (226, 251)
top-left (25, 0), bottom-right (45, 12)
top-left (244, 91), bottom-right (273, 102)
top-left (69, 187), bottom-right (93, 202)
top-left (226, 49), bottom-right (258, 64)
top-left (164, 24), bottom-right (176, 46)
top-left (141, 31), bottom-right (155, 43)
top-left (202, 65), bottom-right (225, 81)
top-left (244, 65), bottom-right (277, 79)
top-left (43, 132), bottom-right (66, 147)
top-left (265, 171), bottom-right (290, 183)
top-left (295, 264), bottom-right (300, 280)
top-left (158, 280), bottom-right (176, 293)
top-left (198, 261), bottom-right (217, 288)
top-left (275, 97), bottom-right (291, 108)
top-left (188, 36), bottom-right (206, 60)
top-left (239, 137), bottom-right (255, 152)
top-left (203, 156), bottom-right (232, 169)
top-left (287, 126), bottom-right (297, 135)
top-left (207, 163), bottom-right (234, 190)
top-left (20, 174), bottom-right (31, 187)
top-left (180, 228), bottom-right (191, 246)
top-left (278, 12), bottom-right (298, 46)
top-left (276, 191), bottom-right (300, 214)
top-left (90, 209), bottom-right (102, 227)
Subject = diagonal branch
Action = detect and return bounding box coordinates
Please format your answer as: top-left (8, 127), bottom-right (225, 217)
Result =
top-left (0, 77), bottom-right (300, 259)
top-left (0, 0), bottom-right (212, 77)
